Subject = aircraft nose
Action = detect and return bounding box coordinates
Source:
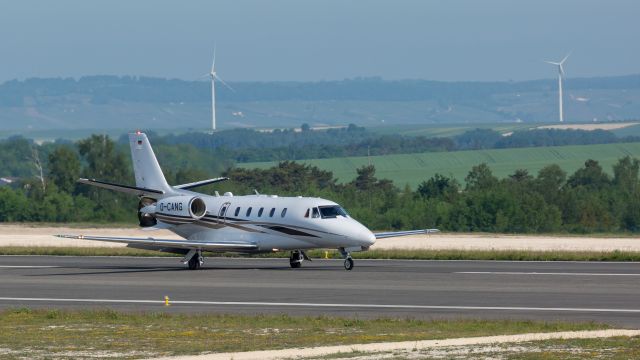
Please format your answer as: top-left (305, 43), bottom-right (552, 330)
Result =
top-left (356, 228), bottom-right (376, 248)
top-left (364, 231), bottom-right (376, 246)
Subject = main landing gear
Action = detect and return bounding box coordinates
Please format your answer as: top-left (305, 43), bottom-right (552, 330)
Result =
top-left (339, 247), bottom-right (354, 271)
top-left (183, 249), bottom-right (204, 270)
top-left (290, 249), bottom-right (355, 270)
top-left (289, 250), bottom-right (311, 268)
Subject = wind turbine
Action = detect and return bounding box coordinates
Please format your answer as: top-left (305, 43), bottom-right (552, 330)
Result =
top-left (545, 53), bottom-right (570, 122)
top-left (206, 47), bottom-right (233, 132)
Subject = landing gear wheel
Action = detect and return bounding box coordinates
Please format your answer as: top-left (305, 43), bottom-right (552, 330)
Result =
top-left (188, 255), bottom-right (202, 270)
top-left (344, 257), bottom-right (354, 271)
top-left (289, 250), bottom-right (303, 269)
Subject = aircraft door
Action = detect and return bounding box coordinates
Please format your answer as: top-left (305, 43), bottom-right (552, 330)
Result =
top-left (218, 202), bottom-right (231, 224)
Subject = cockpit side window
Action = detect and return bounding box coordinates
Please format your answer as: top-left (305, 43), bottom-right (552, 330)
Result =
top-left (304, 208), bottom-right (310, 218)
top-left (318, 205), bottom-right (349, 218)
top-left (311, 207), bottom-right (320, 218)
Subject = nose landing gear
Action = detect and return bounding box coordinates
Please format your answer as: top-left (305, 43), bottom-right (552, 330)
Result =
top-left (339, 247), bottom-right (354, 271)
top-left (343, 257), bottom-right (354, 270)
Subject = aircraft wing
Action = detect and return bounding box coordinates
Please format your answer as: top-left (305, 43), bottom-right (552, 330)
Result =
top-left (55, 234), bottom-right (258, 252)
top-left (173, 177), bottom-right (229, 190)
top-left (373, 229), bottom-right (439, 239)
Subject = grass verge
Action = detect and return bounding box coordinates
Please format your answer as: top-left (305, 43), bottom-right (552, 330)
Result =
top-left (0, 308), bottom-right (608, 359)
top-left (2, 246), bottom-right (640, 261)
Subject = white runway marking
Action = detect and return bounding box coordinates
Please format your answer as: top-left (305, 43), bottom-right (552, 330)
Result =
top-left (0, 297), bottom-right (639, 313)
top-left (456, 271), bottom-right (640, 276)
top-left (0, 265), bottom-right (60, 268)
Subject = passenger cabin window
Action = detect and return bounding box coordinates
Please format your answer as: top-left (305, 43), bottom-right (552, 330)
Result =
top-left (246, 207), bottom-right (252, 217)
top-left (234, 207), bottom-right (240, 217)
top-left (318, 205), bottom-right (349, 219)
top-left (281, 208), bottom-right (287, 217)
top-left (258, 207), bottom-right (264, 217)
top-left (312, 207), bottom-right (320, 218)
top-left (269, 208), bottom-right (276, 217)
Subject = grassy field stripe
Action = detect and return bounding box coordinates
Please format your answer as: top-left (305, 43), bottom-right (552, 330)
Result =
top-left (1, 297), bottom-right (640, 313)
top-left (240, 142), bottom-right (640, 188)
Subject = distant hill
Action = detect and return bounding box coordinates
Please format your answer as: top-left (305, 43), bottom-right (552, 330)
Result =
top-left (1, 75), bottom-right (639, 131)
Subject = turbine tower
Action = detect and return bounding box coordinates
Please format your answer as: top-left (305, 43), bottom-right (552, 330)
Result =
top-left (545, 53), bottom-right (570, 122)
top-left (207, 47), bottom-right (233, 132)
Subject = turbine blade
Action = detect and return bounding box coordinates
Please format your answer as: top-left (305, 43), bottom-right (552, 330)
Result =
top-left (545, 61), bottom-right (560, 65)
top-left (211, 46), bottom-right (217, 73)
top-left (215, 74), bottom-right (235, 92)
top-left (560, 52), bottom-right (571, 64)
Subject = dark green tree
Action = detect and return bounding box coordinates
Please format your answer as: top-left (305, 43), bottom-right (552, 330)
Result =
top-left (77, 135), bottom-right (130, 183)
top-left (508, 169), bottom-right (533, 183)
top-left (613, 156), bottom-right (640, 191)
top-left (417, 173), bottom-right (460, 200)
top-left (77, 135), bottom-right (134, 221)
top-left (567, 159), bottom-right (610, 189)
top-left (47, 145), bottom-right (81, 193)
top-left (465, 163), bottom-right (498, 190)
top-left (352, 165), bottom-right (377, 192)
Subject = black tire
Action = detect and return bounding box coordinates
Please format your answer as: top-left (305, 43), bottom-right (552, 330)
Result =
top-left (289, 251), bottom-right (303, 269)
top-left (344, 257), bottom-right (354, 271)
top-left (188, 256), bottom-right (201, 270)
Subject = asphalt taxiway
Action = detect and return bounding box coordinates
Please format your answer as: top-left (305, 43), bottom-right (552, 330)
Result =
top-left (1, 256), bottom-right (639, 326)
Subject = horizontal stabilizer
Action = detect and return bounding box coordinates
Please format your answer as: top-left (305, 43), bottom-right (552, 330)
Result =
top-left (374, 229), bottom-right (439, 239)
top-left (56, 234), bottom-right (258, 252)
top-left (173, 177), bottom-right (229, 190)
top-left (78, 178), bottom-right (164, 197)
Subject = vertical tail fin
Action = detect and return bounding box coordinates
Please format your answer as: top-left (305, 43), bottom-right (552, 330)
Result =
top-left (129, 132), bottom-right (171, 193)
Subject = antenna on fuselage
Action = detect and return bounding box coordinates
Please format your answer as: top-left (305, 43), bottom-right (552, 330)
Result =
top-left (254, 189), bottom-right (260, 195)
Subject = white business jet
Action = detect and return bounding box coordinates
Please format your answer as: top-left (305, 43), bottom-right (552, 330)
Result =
top-left (58, 132), bottom-right (436, 270)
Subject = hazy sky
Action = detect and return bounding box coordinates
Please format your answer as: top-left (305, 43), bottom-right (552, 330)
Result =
top-left (1, 0), bottom-right (638, 83)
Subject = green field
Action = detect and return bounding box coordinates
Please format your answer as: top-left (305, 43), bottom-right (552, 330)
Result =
top-left (240, 142), bottom-right (640, 188)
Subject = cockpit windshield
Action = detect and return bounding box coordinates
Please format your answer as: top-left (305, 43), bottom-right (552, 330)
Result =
top-left (318, 205), bottom-right (349, 218)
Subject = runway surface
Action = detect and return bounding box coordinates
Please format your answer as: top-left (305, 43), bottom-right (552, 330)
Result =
top-left (1, 256), bottom-right (639, 327)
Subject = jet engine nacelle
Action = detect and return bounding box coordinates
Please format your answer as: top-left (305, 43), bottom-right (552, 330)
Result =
top-left (156, 196), bottom-right (207, 221)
